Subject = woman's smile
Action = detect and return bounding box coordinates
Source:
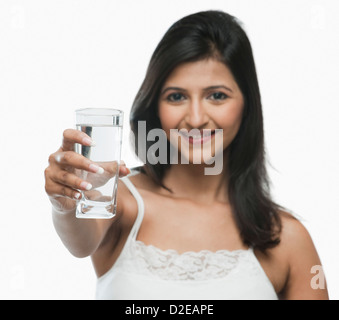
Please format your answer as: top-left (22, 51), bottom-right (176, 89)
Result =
top-left (178, 129), bottom-right (216, 145)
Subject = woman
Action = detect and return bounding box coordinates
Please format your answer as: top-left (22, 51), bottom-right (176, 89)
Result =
top-left (44, 10), bottom-right (329, 300)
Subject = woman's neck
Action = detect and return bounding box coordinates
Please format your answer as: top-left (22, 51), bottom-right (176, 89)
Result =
top-left (162, 161), bottom-right (229, 204)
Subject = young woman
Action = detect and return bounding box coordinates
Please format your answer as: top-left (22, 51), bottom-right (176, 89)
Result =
top-left (44, 10), bottom-right (329, 300)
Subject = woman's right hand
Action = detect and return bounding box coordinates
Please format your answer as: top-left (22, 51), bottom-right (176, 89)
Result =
top-left (44, 129), bottom-right (129, 213)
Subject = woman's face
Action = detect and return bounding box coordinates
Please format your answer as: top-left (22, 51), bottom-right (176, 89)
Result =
top-left (158, 58), bottom-right (244, 165)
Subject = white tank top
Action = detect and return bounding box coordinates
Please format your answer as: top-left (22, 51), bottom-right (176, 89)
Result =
top-left (96, 173), bottom-right (278, 300)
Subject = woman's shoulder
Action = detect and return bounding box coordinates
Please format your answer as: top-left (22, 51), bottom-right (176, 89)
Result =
top-left (278, 210), bottom-right (315, 254)
top-left (273, 210), bottom-right (328, 299)
top-left (256, 210), bottom-right (327, 298)
top-left (269, 210), bottom-right (316, 265)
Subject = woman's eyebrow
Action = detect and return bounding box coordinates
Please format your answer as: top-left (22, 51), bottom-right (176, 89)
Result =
top-left (160, 85), bottom-right (233, 95)
top-left (160, 87), bottom-right (187, 95)
top-left (204, 85), bottom-right (233, 93)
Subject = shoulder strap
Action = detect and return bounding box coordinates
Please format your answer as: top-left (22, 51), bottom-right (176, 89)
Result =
top-left (120, 172), bottom-right (145, 240)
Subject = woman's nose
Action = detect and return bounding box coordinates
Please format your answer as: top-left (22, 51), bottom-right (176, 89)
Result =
top-left (185, 99), bottom-right (209, 129)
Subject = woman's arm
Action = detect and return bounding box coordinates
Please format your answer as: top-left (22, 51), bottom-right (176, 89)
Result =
top-left (45, 129), bottom-right (129, 258)
top-left (51, 207), bottom-right (115, 258)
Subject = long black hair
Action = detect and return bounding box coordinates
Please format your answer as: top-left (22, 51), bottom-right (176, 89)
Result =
top-left (130, 10), bottom-right (283, 252)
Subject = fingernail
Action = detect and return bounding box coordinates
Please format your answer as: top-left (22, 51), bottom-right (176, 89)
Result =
top-left (89, 164), bottom-right (104, 174)
top-left (55, 154), bottom-right (62, 163)
top-left (80, 181), bottom-right (92, 191)
top-left (82, 137), bottom-right (96, 147)
top-left (74, 192), bottom-right (81, 200)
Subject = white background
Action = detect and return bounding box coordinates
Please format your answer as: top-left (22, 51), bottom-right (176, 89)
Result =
top-left (0, 0), bottom-right (338, 300)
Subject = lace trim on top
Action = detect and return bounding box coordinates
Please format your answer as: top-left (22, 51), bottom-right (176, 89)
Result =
top-left (117, 239), bottom-right (260, 281)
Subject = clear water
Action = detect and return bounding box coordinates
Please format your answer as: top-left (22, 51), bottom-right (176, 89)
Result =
top-left (75, 124), bottom-right (122, 219)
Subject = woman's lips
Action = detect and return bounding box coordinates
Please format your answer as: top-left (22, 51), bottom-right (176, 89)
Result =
top-left (179, 130), bottom-right (216, 145)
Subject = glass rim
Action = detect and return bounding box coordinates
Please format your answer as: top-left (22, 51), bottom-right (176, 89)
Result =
top-left (75, 108), bottom-right (123, 116)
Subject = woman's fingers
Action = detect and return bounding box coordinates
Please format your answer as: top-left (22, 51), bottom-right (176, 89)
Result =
top-left (49, 150), bottom-right (104, 174)
top-left (119, 160), bottom-right (131, 177)
top-left (46, 181), bottom-right (82, 201)
top-left (45, 164), bottom-right (92, 195)
top-left (61, 128), bottom-right (94, 152)
top-left (59, 129), bottom-right (129, 177)
top-left (44, 128), bottom-right (100, 212)
top-left (45, 126), bottom-right (130, 205)
top-left (44, 167), bottom-right (79, 200)
top-left (53, 170), bottom-right (92, 192)
top-left (93, 160), bottom-right (130, 177)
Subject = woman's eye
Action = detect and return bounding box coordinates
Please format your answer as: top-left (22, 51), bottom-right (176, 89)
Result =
top-left (167, 93), bottom-right (185, 102)
top-left (209, 92), bottom-right (228, 100)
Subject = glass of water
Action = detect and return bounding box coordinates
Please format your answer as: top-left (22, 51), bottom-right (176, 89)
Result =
top-left (75, 108), bottom-right (123, 219)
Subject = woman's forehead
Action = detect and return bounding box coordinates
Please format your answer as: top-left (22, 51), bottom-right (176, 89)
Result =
top-left (162, 59), bottom-right (239, 93)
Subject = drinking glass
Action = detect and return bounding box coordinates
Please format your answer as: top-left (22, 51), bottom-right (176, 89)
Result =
top-left (74, 108), bottom-right (123, 219)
